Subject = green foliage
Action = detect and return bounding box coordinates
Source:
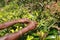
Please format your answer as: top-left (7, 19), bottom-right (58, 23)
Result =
top-left (0, 0), bottom-right (60, 40)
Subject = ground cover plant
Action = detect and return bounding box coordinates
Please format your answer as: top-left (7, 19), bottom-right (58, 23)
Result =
top-left (0, 0), bottom-right (60, 40)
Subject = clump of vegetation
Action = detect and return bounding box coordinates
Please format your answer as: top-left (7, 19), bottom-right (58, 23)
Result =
top-left (0, 0), bottom-right (60, 40)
